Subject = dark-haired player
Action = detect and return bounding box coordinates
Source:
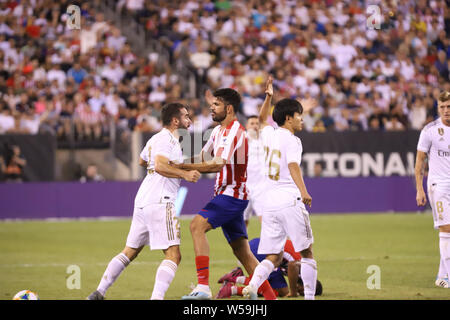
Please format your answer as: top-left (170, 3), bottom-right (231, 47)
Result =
top-left (87, 103), bottom-right (200, 300)
top-left (243, 77), bottom-right (319, 300)
top-left (175, 88), bottom-right (276, 300)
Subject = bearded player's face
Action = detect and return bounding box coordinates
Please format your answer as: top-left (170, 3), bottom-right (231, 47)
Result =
top-left (177, 108), bottom-right (191, 130)
top-left (210, 97), bottom-right (227, 122)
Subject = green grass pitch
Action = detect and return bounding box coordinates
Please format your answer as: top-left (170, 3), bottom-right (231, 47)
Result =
top-left (0, 213), bottom-right (448, 300)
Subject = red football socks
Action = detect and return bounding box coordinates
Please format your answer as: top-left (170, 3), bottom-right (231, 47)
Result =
top-left (248, 273), bottom-right (277, 300)
top-left (195, 256), bottom-right (209, 285)
top-left (259, 280), bottom-right (277, 300)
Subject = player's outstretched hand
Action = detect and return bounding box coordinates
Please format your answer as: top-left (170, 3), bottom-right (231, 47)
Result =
top-left (184, 170), bottom-right (201, 183)
top-left (265, 75), bottom-right (273, 97)
top-left (416, 190), bottom-right (427, 206)
top-left (301, 191), bottom-right (312, 207)
top-left (297, 98), bottom-right (317, 114)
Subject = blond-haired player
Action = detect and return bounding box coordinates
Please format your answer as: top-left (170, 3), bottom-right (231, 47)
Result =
top-left (415, 91), bottom-right (450, 288)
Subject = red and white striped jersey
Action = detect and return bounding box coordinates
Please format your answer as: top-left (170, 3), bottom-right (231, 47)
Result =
top-left (202, 119), bottom-right (248, 200)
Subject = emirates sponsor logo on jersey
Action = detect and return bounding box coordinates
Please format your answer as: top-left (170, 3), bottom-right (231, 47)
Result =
top-left (438, 150), bottom-right (450, 157)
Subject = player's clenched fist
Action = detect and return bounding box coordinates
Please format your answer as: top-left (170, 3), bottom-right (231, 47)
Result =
top-left (301, 192), bottom-right (312, 207)
top-left (416, 190), bottom-right (427, 206)
top-left (184, 170), bottom-right (200, 182)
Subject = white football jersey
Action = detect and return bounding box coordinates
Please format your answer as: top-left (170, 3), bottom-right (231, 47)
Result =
top-left (260, 126), bottom-right (303, 209)
top-left (134, 128), bottom-right (184, 207)
top-left (246, 130), bottom-right (265, 193)
top-left (417, 118), bottom-right (450, 188)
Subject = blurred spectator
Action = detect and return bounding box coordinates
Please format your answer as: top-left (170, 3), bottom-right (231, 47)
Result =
top-left (0, 154), bottom-right (5, 181)
top-left (0, 0), bottom-right (447, 145)
top-left (385, 115), bottom-right (406, 131)
top-left (0, 105), bottom-right (14, 133)
top-left (80, 164), bottom-right (105, 183)
top-left (313, 162), bottom-right (323, 178)
top-left (3, 144), bottom-right (26, 182)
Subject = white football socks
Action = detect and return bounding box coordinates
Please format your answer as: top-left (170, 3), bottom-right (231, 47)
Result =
top-left (97, 253), bottom-right (130, 296)
top-left (248, 259), bottom-right (275, 290)
top-left (437, 256), bottom-right (448, 279)
top-left (151, 259), bottom-right (178, 300)
top-left (300, 258), bottom-right (317, 300)
top-left (439, 232), bottom-right (450, 280)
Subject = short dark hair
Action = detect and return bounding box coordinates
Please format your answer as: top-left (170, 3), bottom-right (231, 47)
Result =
top-left (246, 115), bottom-right (258, 121)
top-left (213, 88), bottom-right (241, 113)
top-left (161, 103), bottom-right (187, 126)
top-left (297, 278), bottom-right (323, 296)
top-left (272, 98), bottom-right (303, 126)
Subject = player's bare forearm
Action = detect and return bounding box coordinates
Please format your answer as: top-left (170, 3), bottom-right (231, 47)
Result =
top-left (259, 76), bottom-right (273, 127)
top-left (177, 157), bottom-right (225, 173)
top-left (287, 261), bottom-right (300, 297)
top-left (259, 94), bottom-right (273, 127)
top-left (155, 155), bottom-right (199, 181)
top-left (414, 151), bottom-right (427, 192)
top-left (414, 151), bottom-right (428, 206)
top-left (156, 161), bottom-right (187, 179)
top-left (288, 162), bottom-right (312, 207)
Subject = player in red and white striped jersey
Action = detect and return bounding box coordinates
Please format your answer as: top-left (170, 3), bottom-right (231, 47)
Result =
top-left (201, 116), bottom-right (248, 200)
top-left (175, 88), bottom-right (276, 300)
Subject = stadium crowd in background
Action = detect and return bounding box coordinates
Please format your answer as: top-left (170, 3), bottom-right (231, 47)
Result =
top-left (0, 0), bottom-right (449, 142)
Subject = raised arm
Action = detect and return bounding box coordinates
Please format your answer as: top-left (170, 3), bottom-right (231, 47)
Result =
top-left (259, 75), bottom-right (273, 128)
top-left (415, 151), bottom-right (428, 206)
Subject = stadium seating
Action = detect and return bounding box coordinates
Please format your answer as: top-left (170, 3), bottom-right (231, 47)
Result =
top-left (0, 0), bottom-right (449, 146)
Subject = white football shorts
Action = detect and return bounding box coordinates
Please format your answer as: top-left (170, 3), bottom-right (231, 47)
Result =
top-left (428, 183), bottom-right (450, 229)
top-left (258, 197), bottom-right (313, 255)
top-left (243, 187), bottom-right (265, 221)
top-left (126, 202), bottom-right (180, 250)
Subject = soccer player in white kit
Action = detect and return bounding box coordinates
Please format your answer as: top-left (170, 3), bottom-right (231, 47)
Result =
top-left (243, 76), bottom-right (319, 300)
top-left (415, 91), bottom-right (450, 289)
top-left (87, 103), bottom-right (201, 300)
top-left (243, 115), bottom-right (266, 227)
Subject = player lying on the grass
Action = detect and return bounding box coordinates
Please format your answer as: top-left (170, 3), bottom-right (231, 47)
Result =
top-left (87, 103), bottom-right (200, 300)
top-left (241, 76), bottom-right (319, 300)
top-left (172, 88), bottom-right (276, 300)
top-left (216, 238), bottom-right (323, 298)
top-left (415, 90), bottom-right (450, 289)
